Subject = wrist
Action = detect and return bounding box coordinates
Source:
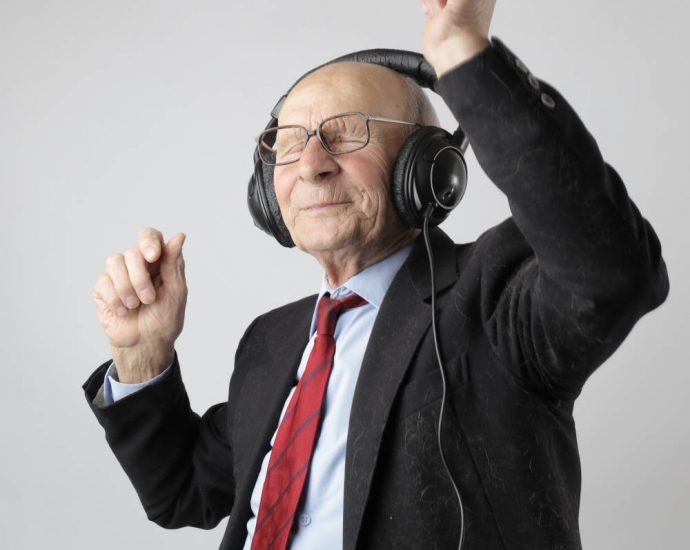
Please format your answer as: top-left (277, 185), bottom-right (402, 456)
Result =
top-left (427, 34), bottom-right (490, 77)
top-left (111, 343), bottom-right (175, 384)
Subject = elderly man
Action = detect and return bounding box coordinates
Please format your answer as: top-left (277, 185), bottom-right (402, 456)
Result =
top-left (84, 0), bottom-right (668, 549)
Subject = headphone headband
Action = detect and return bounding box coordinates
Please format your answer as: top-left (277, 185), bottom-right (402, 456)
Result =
top-left (270, 49), bottom-right (438, 122)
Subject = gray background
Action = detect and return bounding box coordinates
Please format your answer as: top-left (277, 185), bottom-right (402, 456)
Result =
top-left (1, 0), bottom-right (687, 548)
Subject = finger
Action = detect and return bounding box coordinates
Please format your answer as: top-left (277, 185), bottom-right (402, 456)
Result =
top-left (105, 253), bottom-right (140, 310)
top-left (422, 0), bottom-right (442, 16)
top-left (160, 232), bottom-right (186, 283)
top-left (124, 247), bottom-right (156, 304)
top-left (138, 227), bottom-right (165, 263)
top-left (93, 273), bottom-right (129, 318)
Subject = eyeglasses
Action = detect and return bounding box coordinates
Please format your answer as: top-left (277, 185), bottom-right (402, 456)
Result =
top-left (256, 111), bottom-right (420, 166)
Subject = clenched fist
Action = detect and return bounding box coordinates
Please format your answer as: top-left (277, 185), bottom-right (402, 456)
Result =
top-left (92, 228), bottom-right (187, 383)
top-left (421, 0), bottom-right (496, 77)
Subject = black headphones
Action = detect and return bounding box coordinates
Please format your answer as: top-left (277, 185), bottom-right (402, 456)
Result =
top-left (247, 49), bottom-right (469, 248)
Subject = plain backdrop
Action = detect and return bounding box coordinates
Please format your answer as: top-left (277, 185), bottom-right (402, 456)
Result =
top-left (1, 1), bottom-right (687, 548)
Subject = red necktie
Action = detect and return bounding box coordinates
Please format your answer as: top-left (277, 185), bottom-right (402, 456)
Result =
top-left (251, 292), bottom-right (368, 550)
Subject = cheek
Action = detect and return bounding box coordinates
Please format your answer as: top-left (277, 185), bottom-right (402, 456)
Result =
top-left (348, 148), bottom-right (398, 213)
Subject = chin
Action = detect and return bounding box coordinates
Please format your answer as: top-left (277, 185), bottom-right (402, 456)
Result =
top-left (291, 217), bottom-right (356, 252)
top-left (294, 233), bottom-right (353, 254)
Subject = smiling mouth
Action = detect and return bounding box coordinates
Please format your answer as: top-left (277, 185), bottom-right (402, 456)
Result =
top-left (303, 201), bottom-right (350, 211)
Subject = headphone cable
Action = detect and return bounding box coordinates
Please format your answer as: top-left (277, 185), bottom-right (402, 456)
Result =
top-left (423, 204), bottom-right (466, 550)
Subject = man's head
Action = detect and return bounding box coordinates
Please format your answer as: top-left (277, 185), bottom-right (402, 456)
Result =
top-left (272, 61), bottom-right (438, 281)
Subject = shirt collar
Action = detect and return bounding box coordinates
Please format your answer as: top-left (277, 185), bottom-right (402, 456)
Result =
top-left (308, 244), bottom-right (413, 336)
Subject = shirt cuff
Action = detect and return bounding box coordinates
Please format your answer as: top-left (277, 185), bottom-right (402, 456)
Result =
top-left (103, 359), bottom-right (174, 405)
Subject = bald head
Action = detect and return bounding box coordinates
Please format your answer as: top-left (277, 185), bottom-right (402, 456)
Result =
top-left (279, 61), bottom-right (438, 128)
top-left (399, 73), bottom-right (440, 127)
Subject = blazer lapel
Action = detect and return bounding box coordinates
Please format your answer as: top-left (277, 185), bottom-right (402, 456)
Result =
top-left (343, 228), bottom-right (459, 550)
top-left (228, 296), bottom-right (316, 542)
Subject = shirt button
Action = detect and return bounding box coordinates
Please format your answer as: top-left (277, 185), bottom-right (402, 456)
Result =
top-left (527, 73), bottom-right (540, 90)
top-left (298, 513), bottom-right (312, 527)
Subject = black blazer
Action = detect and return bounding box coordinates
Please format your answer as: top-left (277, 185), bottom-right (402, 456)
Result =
top-left (84, 38), bottom-right (669, 549)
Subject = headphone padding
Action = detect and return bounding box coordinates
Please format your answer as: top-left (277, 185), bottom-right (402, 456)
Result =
top-left (392, 127), bottom-right (435, 228)
top-left (261, 163), bottom-right (294, 247)
top-left (248, 153), bottom-right (295, 248)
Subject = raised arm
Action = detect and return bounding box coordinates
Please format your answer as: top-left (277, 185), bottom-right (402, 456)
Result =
top-left (421, 0), bottom-right (669, 400)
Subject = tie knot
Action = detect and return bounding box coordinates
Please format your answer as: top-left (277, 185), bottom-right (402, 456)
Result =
top-left (316, 292), bottom-right (368, 336)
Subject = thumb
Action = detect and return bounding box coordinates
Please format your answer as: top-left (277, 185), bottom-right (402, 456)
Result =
top-left (160, 232), bottom-right (186, 281)
top-left (168, 232), bottom-right (186, 258)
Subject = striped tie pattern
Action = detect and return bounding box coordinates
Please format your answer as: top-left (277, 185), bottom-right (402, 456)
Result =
top-left (251, 291), bottom-right (368, 550)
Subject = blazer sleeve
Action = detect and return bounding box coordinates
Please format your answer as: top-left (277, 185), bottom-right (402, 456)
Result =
top-left (82, 317), bottom-right (259, 529)
top-left (436, 37), bottom-right (669, 401)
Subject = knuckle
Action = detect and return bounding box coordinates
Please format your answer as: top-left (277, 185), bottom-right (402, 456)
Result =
top-left (138, 228), bottom-right (163, 260)
top-left (105, 253), bottom-right (124, 268)
top-left (94, 275), bottom-right (120, 307)
top-left (125, 257), bottom-right (150, 286)
top-left (124, 247), bottom-right (142, 261)
top-left (138, 226), bottom-right (156, 237)
top-left (109, 270), bottom-right (131, 292)
top-left (133, 278), bottom-right (153, 295)
top-left (93, 274), bottom-right (109, 293)
top-left (139, 226), bottom-right (163, 242)
top-left (107, 293), bottom-right (123, 308)
top-left (93, 273), bottom-right (105, 288)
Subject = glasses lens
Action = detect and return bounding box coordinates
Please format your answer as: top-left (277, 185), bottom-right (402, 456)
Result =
top-left (259, 126), bottom-right (307, 165)
top-left (320, 113), bottom-right (369, 154)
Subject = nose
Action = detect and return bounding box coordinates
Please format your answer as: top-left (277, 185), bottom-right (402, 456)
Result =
top-left (298, 132), bottom-right (340, 183)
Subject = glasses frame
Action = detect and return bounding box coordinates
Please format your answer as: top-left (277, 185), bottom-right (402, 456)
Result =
top-left (255, 111), bottom-right (421, 166)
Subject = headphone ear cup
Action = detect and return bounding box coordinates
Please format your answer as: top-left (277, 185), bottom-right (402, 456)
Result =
top-left (261, 163), bottom-right (295, 247)
top-left (393, 126), bottom-right (467, 228)
top-left (392, 127), bottom-right (430, 228)
top-left (247, 153), bottom-right (295, 248)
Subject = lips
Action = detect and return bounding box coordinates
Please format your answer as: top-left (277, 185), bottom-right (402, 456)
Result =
top-left (302, 201), bottom-right (350, 211)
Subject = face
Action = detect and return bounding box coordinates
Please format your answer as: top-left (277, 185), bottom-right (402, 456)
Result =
top-left (273, 63), bottom-right (418, 263)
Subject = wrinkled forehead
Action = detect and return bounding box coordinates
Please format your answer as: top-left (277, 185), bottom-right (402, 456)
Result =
top-left (277, 62), bottom-right (410, 127)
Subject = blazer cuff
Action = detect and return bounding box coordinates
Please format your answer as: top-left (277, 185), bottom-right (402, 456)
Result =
top-left (436, 35), bottom-right (561, 131)
top-left (82, 350), bottom-right (187, 430)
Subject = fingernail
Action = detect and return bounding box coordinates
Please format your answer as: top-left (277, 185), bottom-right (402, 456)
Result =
top-left (117, 306), bottom-right (128, 317)
top-left (145, 247), bottom-right (157, 261)
top-left (141, 289), bottom-right (154, 304)
top-left (125, 296), bottom-right (139, 309)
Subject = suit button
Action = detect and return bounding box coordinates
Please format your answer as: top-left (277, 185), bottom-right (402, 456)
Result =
top-left (541, 92), bottom-right (556, 108)
top-left (298, 513), bottom-right (312, 527)
top-left (527, 73), bottom-right (540, 90)
top-left (515, 57), bottom-right (529, 74)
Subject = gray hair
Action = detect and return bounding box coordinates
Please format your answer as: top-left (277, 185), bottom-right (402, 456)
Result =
top-left (402, 76), bottom-right (440, 127)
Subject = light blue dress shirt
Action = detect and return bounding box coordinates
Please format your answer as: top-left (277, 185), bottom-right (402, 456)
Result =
top-left (104, 245), bottom-right (412, 549)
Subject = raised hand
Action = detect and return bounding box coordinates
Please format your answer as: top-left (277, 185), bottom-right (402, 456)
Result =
top-left (421, 0), bottom-right (496, 76)
top-left (92, 228), bottom-right (187, 383)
